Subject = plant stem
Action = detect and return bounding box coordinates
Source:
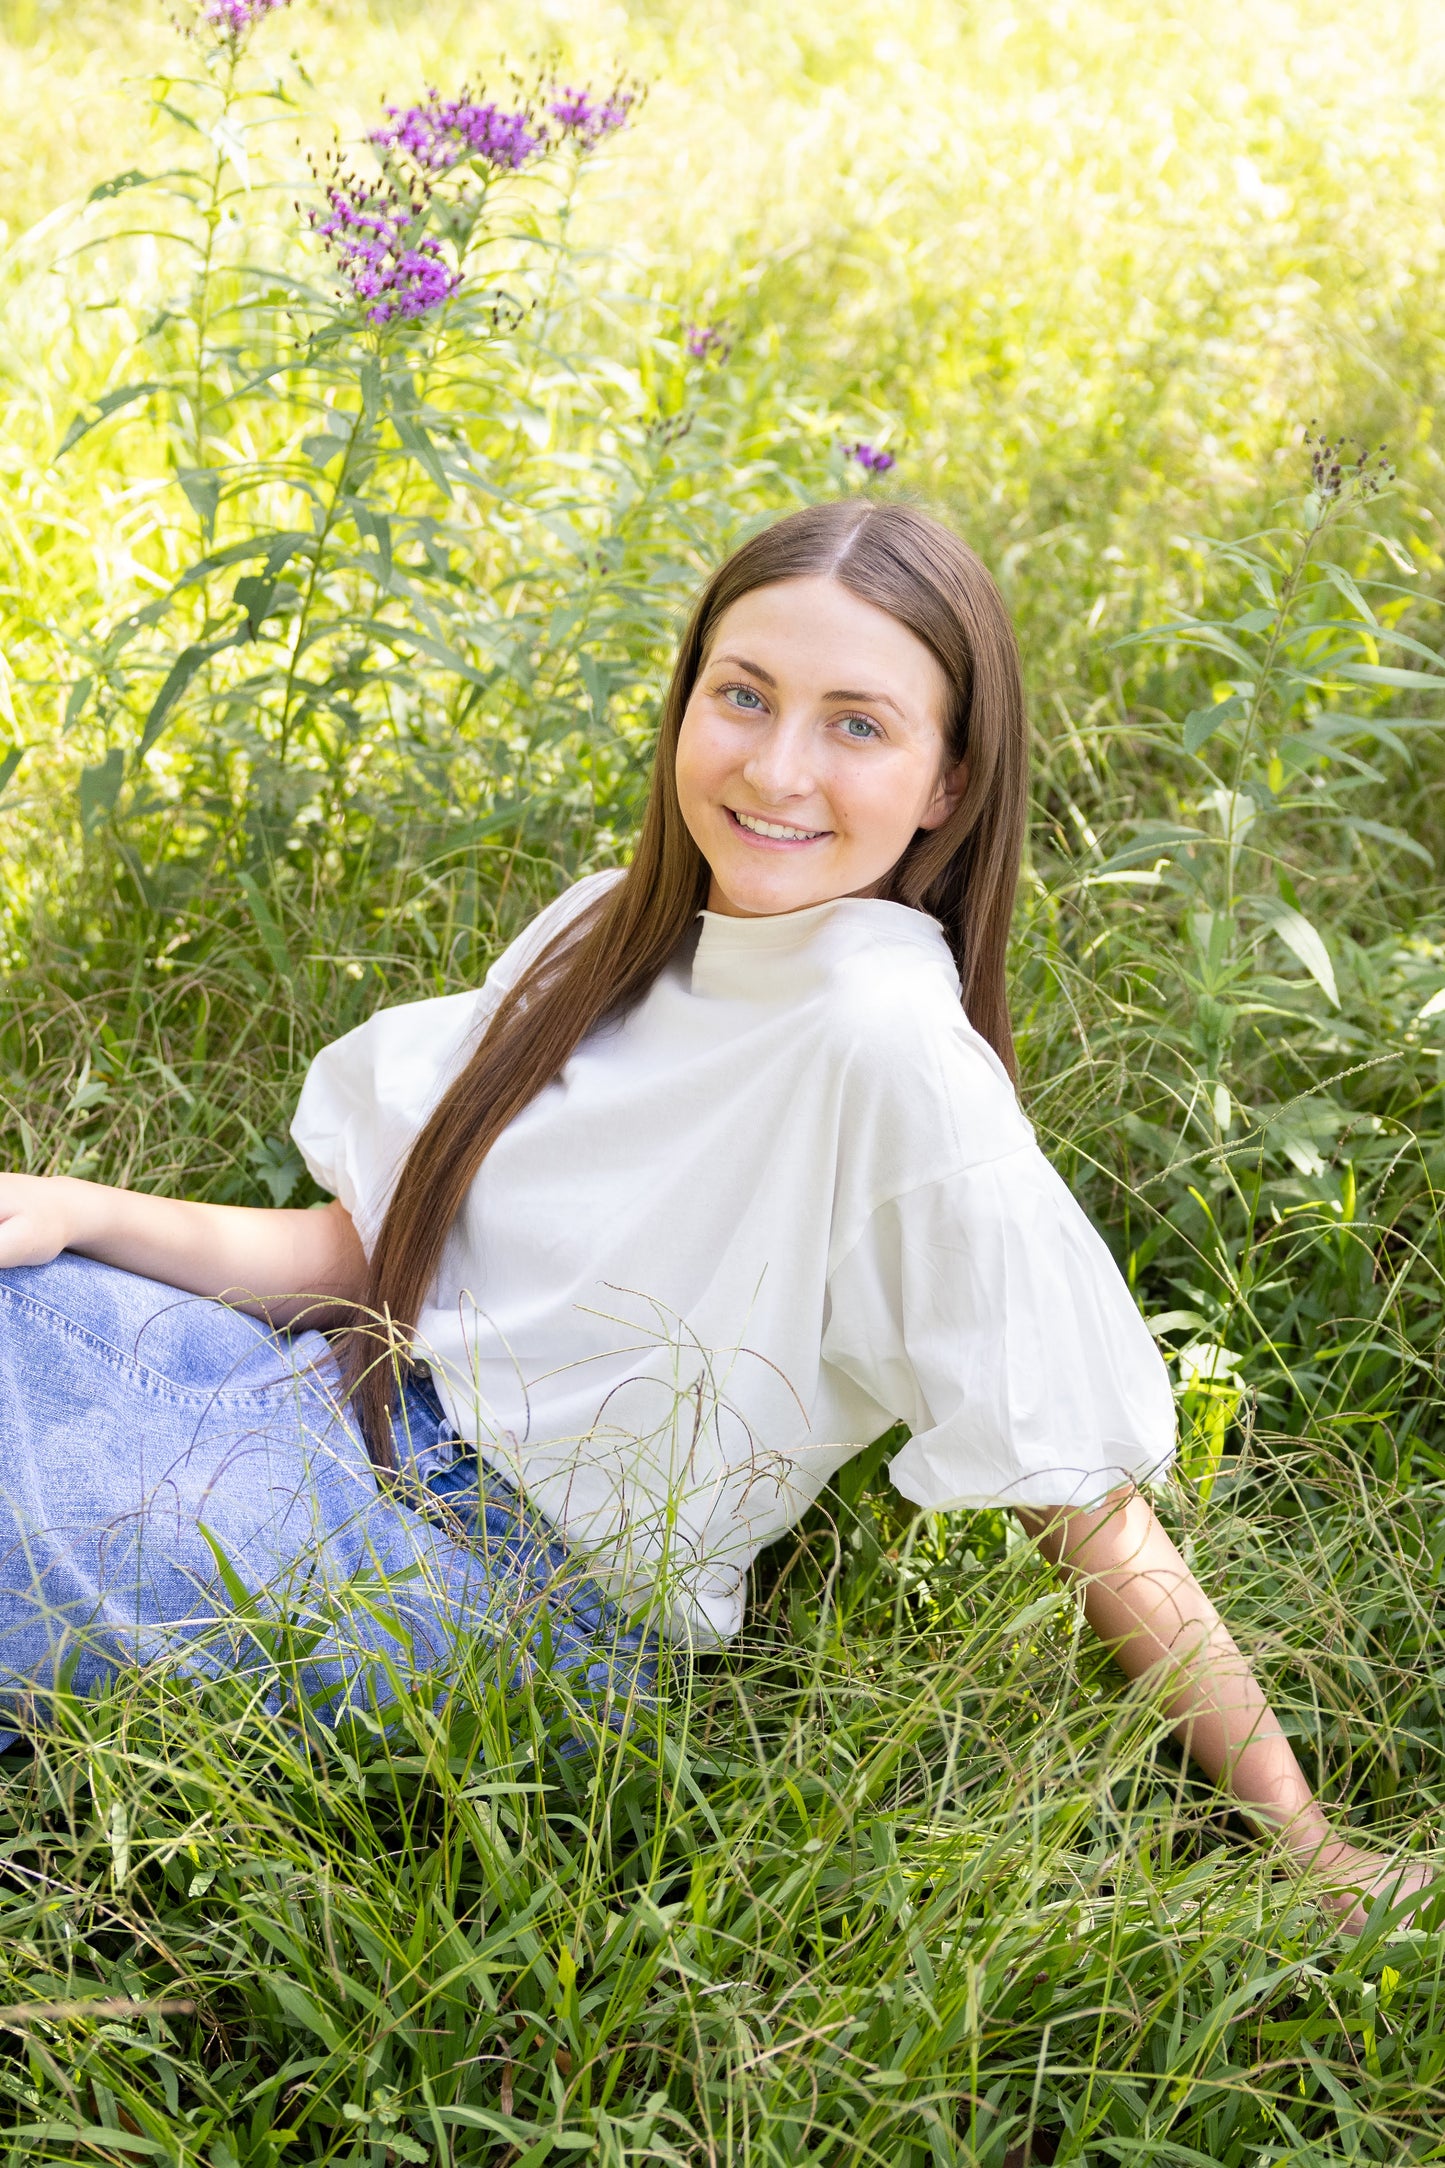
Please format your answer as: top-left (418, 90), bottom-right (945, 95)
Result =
top-left (190, 54), bottom-right (238, 505)
top-left (275, 407), bottom-right (365, 767)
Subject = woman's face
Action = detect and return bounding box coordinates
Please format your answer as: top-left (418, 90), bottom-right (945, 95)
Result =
top-left (674, 575), bottom-right (963, 919)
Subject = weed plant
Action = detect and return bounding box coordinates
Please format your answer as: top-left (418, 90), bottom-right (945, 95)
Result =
top-left (0, 0), bottom-right (1444, 2159)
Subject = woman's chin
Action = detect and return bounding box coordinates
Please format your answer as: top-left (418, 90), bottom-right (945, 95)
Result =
top-left (707, 868), bottom-right (842, 918)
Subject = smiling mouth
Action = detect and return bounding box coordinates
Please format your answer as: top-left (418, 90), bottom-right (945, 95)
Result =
top-left (727, 808), bottom-right (830, 844)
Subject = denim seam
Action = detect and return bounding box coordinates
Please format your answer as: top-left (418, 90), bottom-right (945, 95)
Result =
top-left (0, 1281), bottom-right (331, 1412)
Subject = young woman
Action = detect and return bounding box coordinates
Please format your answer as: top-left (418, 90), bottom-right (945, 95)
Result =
top-left (0, 503), bottom-right (1425, 1927)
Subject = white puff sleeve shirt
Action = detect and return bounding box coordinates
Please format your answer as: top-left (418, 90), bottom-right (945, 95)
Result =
top-left (292, 874), bottom-right (1175, 1644)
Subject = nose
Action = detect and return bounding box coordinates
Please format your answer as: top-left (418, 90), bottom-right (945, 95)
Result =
top-left (741, 713), bottom-right (816, 804)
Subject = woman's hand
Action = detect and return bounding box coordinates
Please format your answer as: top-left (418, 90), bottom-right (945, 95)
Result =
top-left (0, 1174), bottom-right (367, 1326)
top-left (1293, 1836), bottom-right (1438, 1936)
top-left (0, 1173), bottom-right (77, 1268)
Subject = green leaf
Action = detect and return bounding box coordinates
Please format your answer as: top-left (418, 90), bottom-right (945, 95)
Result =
top-left (153, 98), bottom-right (206, 137)
top-left (248, 1133), bottom-right (303, 1206)
top-left (1252, 896), bottom-right (1339, 1007)
top-left (1183, 694), bottom-right (1246, 755)
top-left (834, 1425), bottom-right (904, 1508)
top-left (99, 593), bottom-right (174, 667)
top-left (233, 573), bottom-right (295, 639)
top-left (138, 633), bottom-right (243, 757)
top-left (1167, 625), bottom-right (1259, 670)
top-left (175, 528), bottom-right (313, 589)
top-left (579, 653), bottom-right (615, 719)
top-left (0, 745), bottom-right (23, 797)
top-left (237, 870), bottom-right (293, 983)
top-left (195, 1525), bottom-right (294, 1662)
top-left (1090, 824), bottom-right (1204, 877)
top-left (1315, 620), bottom-right (1445, 666)
top-left (264, 1975), bottom-right (345, 2050)
top-left (1341, 815), bottom-right (1434, 866)
top-left (392, 412), bottom-right (452, 496)
top-left (56, 381), bottom-right (162, 459)
top-left (1283, 731), bottom-right (1387, 784)
top-left (1293, 710), bottom-right (1417, 761)
top-left (87, 169), bottom-right (153, 203)
top-left (1369, 625), bottom-right (1445, 665)
top-left (350, 502), bottom-right (392, 584)
top-left (1314, 559), bottom-right (1379, 625)
top-left (301, 433), bottom-right (347, 471)
top-left (1333, 661), bottom-right (1445, 694)
top-left (1146, 1309), bottom-right (1212, 1338)
top-left (373, 624), bottom-right (496, 686)
top-left (177, 468), bottom-right (222, 531)
top-left (64, 675), bottom-right (93, 729)
top-left (1003, 1591), bottom-right (1070, 1640)
top-left (78, 747), bottom-right (125, 831)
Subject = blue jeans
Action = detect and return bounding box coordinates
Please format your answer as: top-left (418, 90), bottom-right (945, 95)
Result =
top-left (0, 1254), bottom-right (656, 1746)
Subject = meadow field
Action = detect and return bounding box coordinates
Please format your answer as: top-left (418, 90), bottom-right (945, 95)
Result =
top-left (1, 0), bottom-right (1444, 2157)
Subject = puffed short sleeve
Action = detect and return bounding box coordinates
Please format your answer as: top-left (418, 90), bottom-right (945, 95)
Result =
top-left (821, 1146), bottom-right (1176, 1511)
top-left (290, 991), bottom-right (486, 1252)
top-left (290, 869), bottom-right (621, 1251)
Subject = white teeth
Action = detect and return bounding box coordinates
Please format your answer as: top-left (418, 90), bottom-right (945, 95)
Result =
top-left (732, 810), bottom-right (824, 841)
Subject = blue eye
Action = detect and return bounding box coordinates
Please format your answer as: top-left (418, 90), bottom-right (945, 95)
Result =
top-left (724, 684), bottom-right (765, 711)
top-left (841, 714), bottom-right (880, 740)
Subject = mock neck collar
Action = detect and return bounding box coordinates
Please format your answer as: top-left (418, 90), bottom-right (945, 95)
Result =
top-left (690, 894), bottom-right (957, 1001)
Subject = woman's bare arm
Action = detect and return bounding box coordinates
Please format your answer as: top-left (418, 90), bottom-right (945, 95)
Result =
top-left (1016, 1488), bottom-right (1434, 1929)
top-left (0, 1173), bottom-right (366, 1328)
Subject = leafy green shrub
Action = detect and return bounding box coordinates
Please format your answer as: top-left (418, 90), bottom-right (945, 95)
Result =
top-left (1016, 452), bottom-right (1445, 1498)
top-left (0, 0), bottom-right (847, 1202)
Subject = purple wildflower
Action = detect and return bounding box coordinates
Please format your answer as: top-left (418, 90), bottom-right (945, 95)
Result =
top-left (200, 0), bottom-right (290, 44)
top-left (848, 442), bottom-right (896, 475)
top-left (371, 89), bottom-right (543, 175)
top-left (308, 173), bottom-right (460, 326)
top-left (685, 322), bottom-right (728, 360)
top-left (548, 84), bottom-right (636, 147)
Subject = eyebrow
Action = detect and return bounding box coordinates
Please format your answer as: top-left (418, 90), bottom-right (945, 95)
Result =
top-left (710, 652), bottom-right (778, 686)
top-left (825, 685), bottom-right (908, 720)
top-left (708, 655), bottom-right (910, 721)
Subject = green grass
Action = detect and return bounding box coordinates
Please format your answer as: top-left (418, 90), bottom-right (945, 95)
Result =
top-left (1, 0), bottom-right (1445, 2157)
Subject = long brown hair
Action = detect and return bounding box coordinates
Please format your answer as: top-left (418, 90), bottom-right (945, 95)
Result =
top-left (349, 500), bottom-right (1028, 1467)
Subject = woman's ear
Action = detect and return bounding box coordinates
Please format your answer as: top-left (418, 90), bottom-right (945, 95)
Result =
top-left (918, 754), bottom-right (969, 832)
